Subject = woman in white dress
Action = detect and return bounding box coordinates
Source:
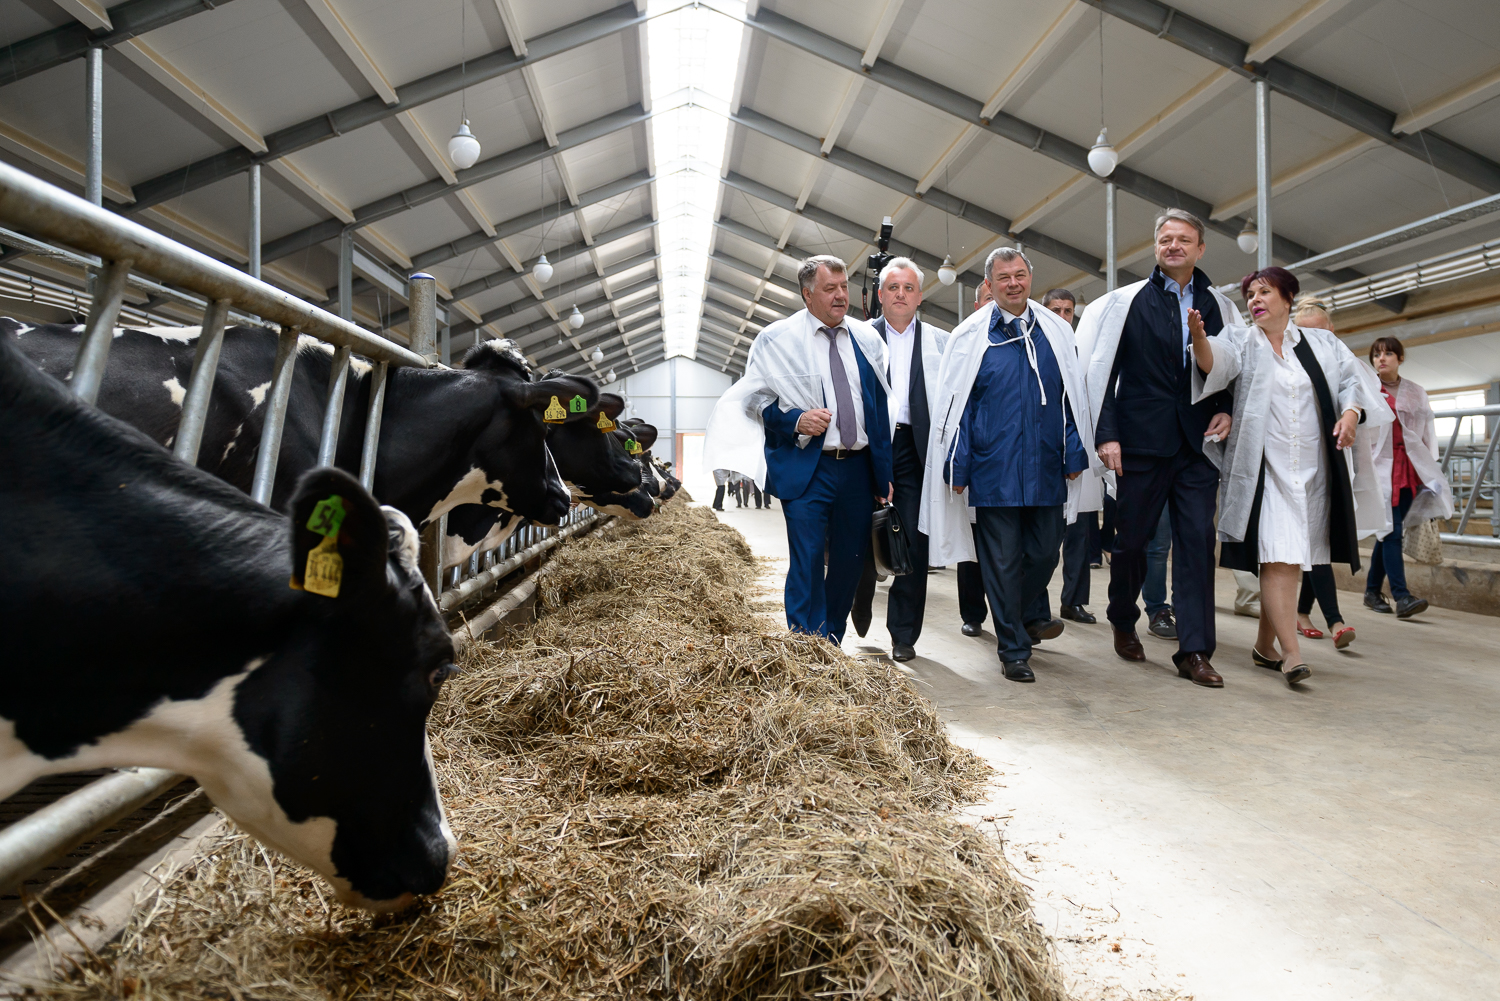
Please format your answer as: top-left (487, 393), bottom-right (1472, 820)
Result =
top-left (1189, 268), bottom-right (1390, 686)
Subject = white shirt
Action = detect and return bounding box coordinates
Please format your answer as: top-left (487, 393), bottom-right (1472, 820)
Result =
top-left (884, 316), bottom-right (917, 424)
top-left (1161, 273), bottom-right (1193, 366)
top-left (808, 318), bottom-right (869, 450)
top-left (1255, 325), bottom-right (1329, 570)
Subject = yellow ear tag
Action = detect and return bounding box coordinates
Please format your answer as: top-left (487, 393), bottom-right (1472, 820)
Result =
top-left (304, 535), bottom-right (343, 598)
top-left (626, 438), bottom-right (642, 455)
top-left (596, 411), bottom-right (616, 431)
top-left (543, 396), bottom-right (567, 423)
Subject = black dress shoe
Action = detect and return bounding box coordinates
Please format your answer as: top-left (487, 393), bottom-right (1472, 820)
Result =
top-left (961, 622), bottom-right (983, 637)
top-left (1060, 605), bottom-right (1097, 623)
top-left (1283, 664), bottom-right (1312, 685)
top-left (1148, 608), bottom-right (1177, 639)
top-left (1002, 660), bottom-right (1035, 682)
top-left (891, 642), bottom-right (916, 662)
top-left (1251, 646), bottom-right (1283, 671)
top-left (1025, 618), bottom-right (1064, 642)
top-left (1364, 590), bottom-right (1393, 613)
top-left (1395, 595), bottom-right (1429, 618)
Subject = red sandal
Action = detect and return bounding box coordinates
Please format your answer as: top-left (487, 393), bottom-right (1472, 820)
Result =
top-left (1297, 624), bottom-right (1324, 639)
top-left (1334, 626), bottom-right (1355, 649)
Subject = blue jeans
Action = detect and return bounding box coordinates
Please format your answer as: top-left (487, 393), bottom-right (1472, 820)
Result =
top-left (1367, 489), bottom-right (1414, 600)
top-left (1143, 506), bottom-right (1171, 616)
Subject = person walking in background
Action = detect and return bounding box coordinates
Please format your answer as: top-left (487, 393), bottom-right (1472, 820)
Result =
top-left (1141, 510), bottom-right (1176, 639)
top-left (920, 249), bottom-right (1096, 683)
top-left (957, 279), bottom-right (996, 637)
top-left (867, 257), bottom-right (949, 663)
top-left (1191, 268), bottom-right (1389, 686)
top-left (1079, 209), bottom-right (1242, 688)
top-left (1364, 333), bottom-right (1452, 618)
top-left (712, 468), bottom-right (731, 511)
top-left (1291, 297), bottom-right (1356, 648)
top-left (1031, 287), bottom-right (1102, 625)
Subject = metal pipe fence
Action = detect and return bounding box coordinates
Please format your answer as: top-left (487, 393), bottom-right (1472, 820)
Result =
top-left (1438, 405), bottom-right (1500, 546)
top-left (0, 162), bottom-right (435, 895)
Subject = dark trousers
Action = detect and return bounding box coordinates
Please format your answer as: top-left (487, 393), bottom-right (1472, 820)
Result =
top-left (1367, 489), bottom-right (1414, 600)
top-left (974, 506), bottom-right (1065, 662)
top-left (1143, 507), bottom-right (1172, 617)
top-left (712, 485), bottom-right (725, 510)
top-left (1298, 565), bottom-right (1344, 628)
top-left (781, 449), bottom-right (874, 643)
top-left (1107, 446), bottom-right (1219, 663)
top-left (886, 425), bottom-right (930, 646)
top-left (1025, 515), bottom-right (1092, 622)
top-left (1085, 510), bottom-right (1103, 566)
top-left (958, 559), bottom-right (988, 625)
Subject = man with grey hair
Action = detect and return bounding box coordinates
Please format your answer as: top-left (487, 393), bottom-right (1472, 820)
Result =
top-left (919, 246), bottom-right (1097, 683)
top-left (1075, 208), bottom-right (1243, 688)
top-left (705, 254), bottom-right (894, 644)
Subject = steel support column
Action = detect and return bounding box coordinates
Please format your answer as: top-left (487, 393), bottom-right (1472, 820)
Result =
top-left (247, 163), bottom-right (261, 281)
top-left (1105, 182), bottom-right (1117, 293)
top-left (1255, 78), bottom-right (1273, 271)
top-left (85, 47), bottom-right (103, 208)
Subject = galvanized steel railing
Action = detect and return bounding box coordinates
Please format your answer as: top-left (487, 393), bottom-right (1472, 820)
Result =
top-left (1439, 404), bottom-right (1500, 546)
top-left (0, 161), bottom-right (437, 894)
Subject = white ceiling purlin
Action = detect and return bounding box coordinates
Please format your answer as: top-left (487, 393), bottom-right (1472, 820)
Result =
top-left (50, 0), bottom-right (109, 29)
top-left (1013, 0), bottom-right (1360, 236)
top-left (1211, 135), bottom-right (1380, 220)
top-left (860, 0), bottom-right (905, 68)
top-left (820, 76), bottom-right (863, 155)
top-left (1394, 66), bottom-right (1500, 135)
top-left (0, 119), bottom-right (135, 203)
top-left (303, 0), bottom-right (398, 103)
top-left (980, 0), bottom-right (1089, 120)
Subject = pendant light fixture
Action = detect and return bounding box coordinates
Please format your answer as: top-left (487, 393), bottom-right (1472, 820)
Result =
top-left (937, 256), bottom-right (957, 286)
top-left (605, 368), bottom-right (617, 383)
top-left (1088, 13), bottom-right (1117, 178)
top-left (568, 305), bottom-right (584, 329)
top-left (533, 253), bottom-right (554, 285)
top-left (590, 344), bottom-right (604, 364)
top-left (1237, 217), bottom-right (1259, 255)
top-left (448, 3), bottom-right (481, 170)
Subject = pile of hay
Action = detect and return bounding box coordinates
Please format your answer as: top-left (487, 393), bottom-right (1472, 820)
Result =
top-left (34, 502), bottom-right (1064, 1000)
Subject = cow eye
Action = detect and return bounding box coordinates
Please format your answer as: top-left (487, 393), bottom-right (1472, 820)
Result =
top-left (428, 662), bottom-right (458, 690)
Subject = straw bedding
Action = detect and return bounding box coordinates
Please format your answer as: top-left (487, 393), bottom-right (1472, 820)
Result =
top-left (30, 501), bottom-right (1064, 1000)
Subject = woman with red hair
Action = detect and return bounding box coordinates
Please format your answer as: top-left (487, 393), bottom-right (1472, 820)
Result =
top-left (1187, 267), bottom-right (1389, 686)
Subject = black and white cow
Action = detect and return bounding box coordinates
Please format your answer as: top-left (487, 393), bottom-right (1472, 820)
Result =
top-left (3, 320), bottom-right (596, 534)
top-left (436, 367), bottom-right (659, 568)
top-left (0, 335), bottom-right (456, 911)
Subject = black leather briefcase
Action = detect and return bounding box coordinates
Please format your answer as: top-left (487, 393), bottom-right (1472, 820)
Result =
top-left (871, 503), bottom-right (916, 577)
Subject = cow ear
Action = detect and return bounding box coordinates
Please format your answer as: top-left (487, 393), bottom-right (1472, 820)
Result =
top-left (511, 375), bottom-right (598, 423)
top-left (598, 393), bottom-right (625, 420)
top-left (629, 422), bottom-right (658, 451)
top-left (287, 467), bottom-right (390, 601)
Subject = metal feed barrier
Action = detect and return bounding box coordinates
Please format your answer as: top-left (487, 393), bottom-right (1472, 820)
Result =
top-left (1438, 404), bottom-right (1500, 547)
top-left (0, 161), bottom-right (440, 897)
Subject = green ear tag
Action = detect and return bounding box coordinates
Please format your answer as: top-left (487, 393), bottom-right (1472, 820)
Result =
top-left (626, 438), bottom-right (642, 455)
top-left (307, 495), bottom-right (347, 537)
top-left (568, 394), bottom-right (588, 413)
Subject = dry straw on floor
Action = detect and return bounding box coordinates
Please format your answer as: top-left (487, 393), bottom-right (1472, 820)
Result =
top-left (27, 501), bottom-right (1064, 1000)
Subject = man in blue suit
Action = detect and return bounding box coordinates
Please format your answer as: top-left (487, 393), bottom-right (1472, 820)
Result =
top-left (761, 255), bottom-right (894, 643)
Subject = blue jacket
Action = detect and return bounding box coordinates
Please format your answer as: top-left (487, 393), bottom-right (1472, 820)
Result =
top-left (946, 309), bottom-right (1088, 507)
top-left (761, 335), bottom-right (894, 502)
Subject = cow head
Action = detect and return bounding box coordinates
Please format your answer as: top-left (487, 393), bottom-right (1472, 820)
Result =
top-left (226, 468), bottom-right (457, 912)
top-left (458, 340), bottom-right (597, 527)
top-left (540, 377), bottom-right (645, 503)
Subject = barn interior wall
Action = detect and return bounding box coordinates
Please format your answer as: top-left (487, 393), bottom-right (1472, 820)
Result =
top-left (603, 357), bottom-right (733, 466)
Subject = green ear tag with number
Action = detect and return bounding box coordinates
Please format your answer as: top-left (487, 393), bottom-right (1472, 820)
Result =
top-left (568, 394), bottom-right (588, 413)
top-left (625, 438), bottom-right (642, 455)
top-left (306, 495), bottom-right (347, 537)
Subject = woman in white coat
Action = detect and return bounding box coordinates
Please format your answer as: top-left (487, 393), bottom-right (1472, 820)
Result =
top-left (1190, 268), bottom-right (1390, 686)
top-left (1363, 335), bottom-right (1452, 617)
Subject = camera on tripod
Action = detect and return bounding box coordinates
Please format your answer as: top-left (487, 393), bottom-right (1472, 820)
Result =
top-left (862, 215), bottom-right (895, 320)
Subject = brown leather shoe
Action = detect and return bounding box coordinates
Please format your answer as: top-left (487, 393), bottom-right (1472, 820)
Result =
top-left (1112, 627), bottom-right (1145, 662)
top-left (1177, 652), bottom-right (1224, 688)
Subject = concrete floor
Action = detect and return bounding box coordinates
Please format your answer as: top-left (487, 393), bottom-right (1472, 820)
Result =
top-left (711, 501), bottom-right (1500, 1000)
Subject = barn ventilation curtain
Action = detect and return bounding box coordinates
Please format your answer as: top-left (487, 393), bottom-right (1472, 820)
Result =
top-left (645, 1), bottom-right (744, 361)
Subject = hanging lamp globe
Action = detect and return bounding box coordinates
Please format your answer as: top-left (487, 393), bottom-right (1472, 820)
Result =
top-left (937, 255), bottom-right (957, 286)
top-left (568, 305), bottom-right (584, 329)
top-left (447, 121), bottom-right (481, 170)
top-left (1087, 127), bottom-right (1118, 177)
top-left (590, 345), bottom-right (605, 364)
top-left (1237, 217), bottom-right (1259, 255)
top-left (605, 368), bottom-right (617, 383)
top-left (532, 254), bottom-right (554, 285)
